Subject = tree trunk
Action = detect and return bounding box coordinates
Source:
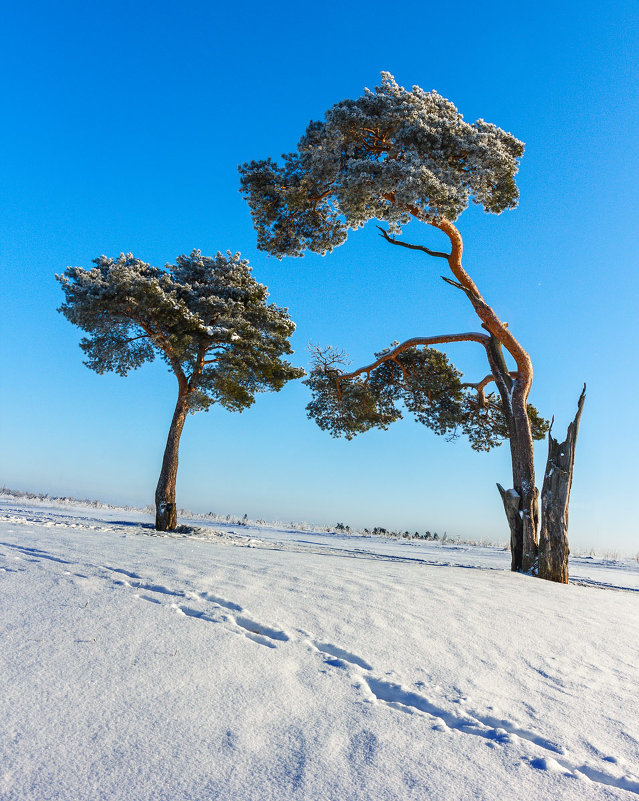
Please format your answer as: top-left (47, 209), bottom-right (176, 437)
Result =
top-left (497, 483), bottom-right (523, 571)
top-left (486, 337), bottom-right (538, 573)
top-left (538, 386), bottom-right (586, 583)
top-left (510, 413), bottom-right (539, 574)
top-left (496, 435), bottom-right (539, 574)
top-left (155, 392), bottom-right (189, 531)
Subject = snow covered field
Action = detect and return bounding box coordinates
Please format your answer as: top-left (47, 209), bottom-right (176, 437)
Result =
top-left (1, 497), bottom-right (638, 800)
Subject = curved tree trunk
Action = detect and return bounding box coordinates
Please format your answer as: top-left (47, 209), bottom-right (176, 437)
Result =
top-left (431, 220), bottom-right (540, 574)
top-left (538, 386), bottom-right (586, 583)
top-left (155, 392), bottom-right (189, 531)
top-left (372, 215), bottom-right (583, 581)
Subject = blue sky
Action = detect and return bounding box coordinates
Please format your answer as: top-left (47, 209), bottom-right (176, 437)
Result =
top-left (1, 0), bottom-right (638, 551)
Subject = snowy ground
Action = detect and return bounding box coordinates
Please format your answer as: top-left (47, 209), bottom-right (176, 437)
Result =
top-left (1, 497), bottom-right (638, 800)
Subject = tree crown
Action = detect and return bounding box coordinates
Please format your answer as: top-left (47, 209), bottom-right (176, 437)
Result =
top-left (57, 250), bottom-right (305, 412)
top-left (239, 72), bottom-right (524, 257)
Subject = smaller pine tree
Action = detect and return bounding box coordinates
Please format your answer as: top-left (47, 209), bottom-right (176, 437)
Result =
top-left (57, 250), bottom-right (304, 530)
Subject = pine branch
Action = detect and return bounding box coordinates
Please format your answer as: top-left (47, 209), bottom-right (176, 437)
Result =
top-left (135, 319), bottom-right (188, 391)
top-left (329, 332), bottom-right (491, 388)
top-left (121, 334), bottom-right (151, 345)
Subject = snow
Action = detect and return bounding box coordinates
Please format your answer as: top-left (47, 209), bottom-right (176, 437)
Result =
top-left (1, 497), bottom-right (638, 800)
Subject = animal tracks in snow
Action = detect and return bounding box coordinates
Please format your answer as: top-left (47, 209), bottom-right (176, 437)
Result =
top-left (200, 592), bottom-right (242, 611)
top-left (121, 571), bottom-right (290, 650)
top-left (170, 604), bottom-right (291, 649)
top-left (361, 676), bottom-right (562, 754)
top-left (235, 616), bottom-right (290, 643)
top-left (137, 594), bottom-right (163, 605)
top-left (313, 642), bottom-right (373, 670)
top-left (3, 538), bottom-right (637, 796)
top-left (359, 676), bottom-right (639, 794)
top-left (173, 604), bottom-right (220, 624)
top-left (0, 541), bottom-right (72, 565)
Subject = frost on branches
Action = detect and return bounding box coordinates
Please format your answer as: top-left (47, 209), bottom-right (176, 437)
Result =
top-left (239, 72), bottom-right (523, 257)
top-left (241, 72), bottom-right (584, 583)
top-left (57, 250), bottom-right (304, 530)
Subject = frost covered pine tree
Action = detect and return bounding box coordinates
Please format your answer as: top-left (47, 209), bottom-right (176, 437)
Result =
top-left (240, 73), bottom-right (584, 583)
top-left (57, 251), bottom-right (304, 531)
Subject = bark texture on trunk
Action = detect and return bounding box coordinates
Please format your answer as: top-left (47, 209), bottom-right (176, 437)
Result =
top-left (509, 411), bottom-right (539, 574)
top-left (155, 393), bottom-right (189, 531)
top-left (497, 484), bottom-right (523, 571)
top-left (538, 386), bottom-right (586, 583)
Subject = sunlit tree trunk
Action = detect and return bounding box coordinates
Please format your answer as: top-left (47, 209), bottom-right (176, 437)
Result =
top-left (433, 219), bottom-right (541, 574)
top-left (155, 392), bottom-right (189, 531)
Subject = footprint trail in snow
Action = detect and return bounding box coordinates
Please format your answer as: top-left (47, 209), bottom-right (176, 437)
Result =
top-left (2, 535), bottom-right (638, 796)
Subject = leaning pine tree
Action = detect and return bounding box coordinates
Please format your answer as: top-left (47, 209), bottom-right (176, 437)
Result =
top-left (57, 250), bottom-right (304, 531)
top-left (240, 73), bottom-right (584, 583)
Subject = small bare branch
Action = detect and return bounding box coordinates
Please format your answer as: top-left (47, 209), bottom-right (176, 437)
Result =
top-left (121, 334), bottom-right (151, 345)
top-left (308, 342), bottom-right (351, 371)
top-left (199, 344), bottom-right (230, 368)
top-left (440, 275), bottom-right (485, 307)
top-left (461, 372), bottom-right (518, 393)
top-left (377, 226), bottom-right (450, 259)
top-left (481, 321), bottom-right (509, 331)
top-left (461, 371), bottom-right (519, 407)
top-left (441, 275), bottom-right (465, 291)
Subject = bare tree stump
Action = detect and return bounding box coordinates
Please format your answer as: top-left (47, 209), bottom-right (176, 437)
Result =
top-left (538, 386), bottom-right (586, 583)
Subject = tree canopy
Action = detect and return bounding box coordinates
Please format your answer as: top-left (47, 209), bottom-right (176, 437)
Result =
top-left (239, 72), bottom-right (524, 258)
top-left (306, 343), bottom-right (549, 452)
top-left (57, 250), bottom-right (304, 413)
top-left (240, 71), bottom-right (544, 455)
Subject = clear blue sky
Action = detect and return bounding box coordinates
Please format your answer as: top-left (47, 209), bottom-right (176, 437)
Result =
top-left (1, 0), bottom-right (638, 551)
